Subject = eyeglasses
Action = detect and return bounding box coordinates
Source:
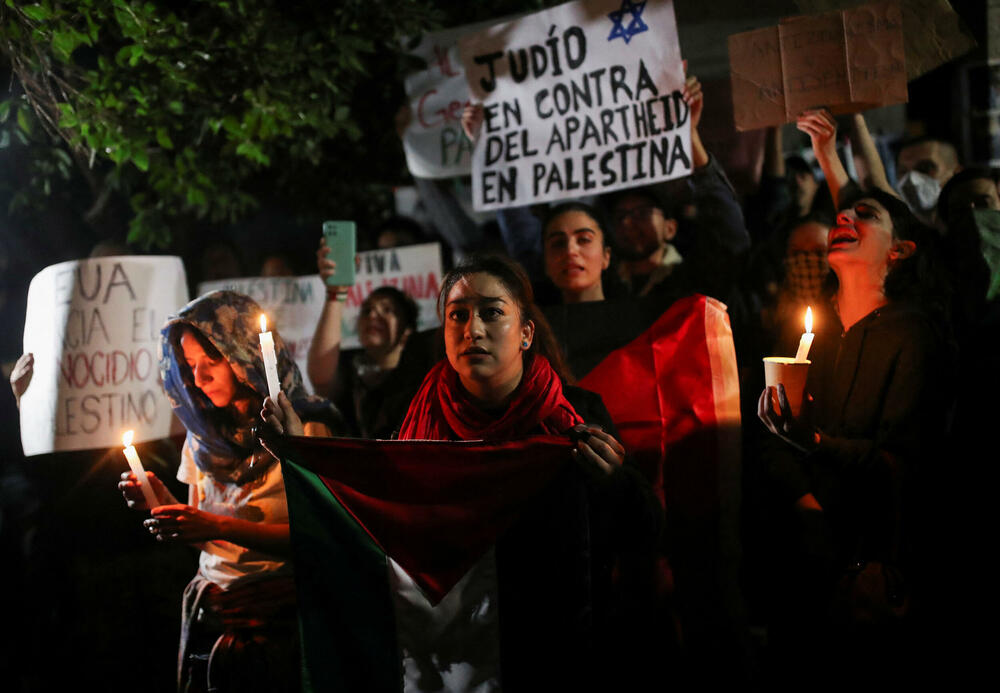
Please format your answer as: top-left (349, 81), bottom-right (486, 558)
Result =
top-left (612, 204), bottom-right (658, 226)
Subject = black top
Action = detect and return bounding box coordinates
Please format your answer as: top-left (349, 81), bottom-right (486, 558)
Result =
top-left (767, 301), bottom-right (953, 562)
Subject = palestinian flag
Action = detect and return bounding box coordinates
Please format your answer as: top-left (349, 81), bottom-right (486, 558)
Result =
top-left (554, 293), bottom-right (744, 669)
top-left (280, 434), bottom-right (600, 692)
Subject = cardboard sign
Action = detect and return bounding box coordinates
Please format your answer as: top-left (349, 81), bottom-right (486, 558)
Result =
top-left (794, 0), bottom-right (976, 80)
top-left (198, 243), bottom-right (443, 391)
top-left (402, 20), bottom-right (498, 179)
top-left (460, 0), bottom-right (691, 211)
top-left (730, 0), bottom-right (907, 131)
top-left (19, 256), bottom-right (189, 456)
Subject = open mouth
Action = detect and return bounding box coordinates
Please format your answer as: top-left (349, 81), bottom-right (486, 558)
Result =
top-left (828, 227), bottom-right (858, 248)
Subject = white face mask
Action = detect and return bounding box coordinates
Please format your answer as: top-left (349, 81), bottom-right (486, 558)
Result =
top-left (897, 170), bottom-right (941, 219)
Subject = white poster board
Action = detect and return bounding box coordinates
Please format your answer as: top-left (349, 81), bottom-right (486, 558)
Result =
top-left (198, 243), bottom-right (443, 392)
top-left (402, 20), bottom-right (497, 179)
top-left (460, 0), bottom-right (691, 211)
top-left (19, 256), bottom-right (189, 456)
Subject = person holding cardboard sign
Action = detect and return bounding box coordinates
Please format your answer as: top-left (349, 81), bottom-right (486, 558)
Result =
top-left (119, 290), bottom-right (342, 693)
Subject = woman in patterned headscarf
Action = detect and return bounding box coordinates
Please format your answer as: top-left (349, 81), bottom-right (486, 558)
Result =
top-left (119, 290), bottom-right (342, 693)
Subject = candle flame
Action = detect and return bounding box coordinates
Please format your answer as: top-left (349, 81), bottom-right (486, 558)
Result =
top-left (260, 314), bottom-right (267, 333)
top-left (122, 430), bottom-right (134, 447)
top-left (805, 306), bottom-right (813, 334)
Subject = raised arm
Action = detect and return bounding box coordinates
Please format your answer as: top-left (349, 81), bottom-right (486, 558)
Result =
top-left (306, 237), bottom-right (346, 397)
top-left (797, 109), bottom-right (850, 208)
top-left (849, 112), bottom-right (896, 197)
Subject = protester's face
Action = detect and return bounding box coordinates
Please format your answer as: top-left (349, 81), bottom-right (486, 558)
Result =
top-left (358, 295), bottom-right (409, 353)
top-left (377, 229), bottom-right (417, 249)
top-left (260, 255), bottom-right (294, 277)
top-left (828, 198), bottom-right (899, 276)
top-left (543, 211), bottom-right (611, 294)
top-left (787, 221), bottom-right (829, 254)
top-left (611, 194), bottom-right (674, 261)
top-left (897, 141), bottom-right (959, 186)
top-left (443, 273), bottom-right (533, 394)
top-left (946, 178), bottom-right (1000, 222)
top-left (180, 331), bottom-right (238, 408)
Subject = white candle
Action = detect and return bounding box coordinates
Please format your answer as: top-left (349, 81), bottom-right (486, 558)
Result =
top-left (258, 314), bottom-right (281, 401)
top-left (794, 306), bottom-right (815, 363)
top-left (122, 430), bottom-right (159, 510)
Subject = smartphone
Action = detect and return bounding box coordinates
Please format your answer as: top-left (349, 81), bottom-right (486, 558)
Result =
top-left (321, 221), bottom-right (356, 289)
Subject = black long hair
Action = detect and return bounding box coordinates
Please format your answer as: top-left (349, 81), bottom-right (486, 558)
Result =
top-left (437, 253), bottom-right (574, 383)
top-left (539, 200), bottom-right (629, 301)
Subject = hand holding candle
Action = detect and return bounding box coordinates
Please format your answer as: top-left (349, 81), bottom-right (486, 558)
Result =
top-left (122, 430), bottom-right (159, 510)
top-left (794, 306), bottom-right (815, 363)
top-left (258, 314), bottom-right (282, 401)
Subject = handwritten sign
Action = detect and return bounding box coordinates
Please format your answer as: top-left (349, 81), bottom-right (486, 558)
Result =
top-left (729, 0), bottom-right (907, 131)
top-left (19, 256), bottom-right (189, 456)
top-left (199, 243), bottom-right (443, 391)
top-left (402, 20), bottom-right (498, 179)
top-left (793, 0), bottom-right (976, 80)
top-left (460, 0), bottom-right (691, 211)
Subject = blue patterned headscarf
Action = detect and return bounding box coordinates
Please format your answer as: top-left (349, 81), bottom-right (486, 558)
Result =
top-left (160, 290), bottom-right (340, 485)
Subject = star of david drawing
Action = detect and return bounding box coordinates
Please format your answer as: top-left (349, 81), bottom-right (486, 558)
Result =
top-left (607, 0), bottom-right (649, 45)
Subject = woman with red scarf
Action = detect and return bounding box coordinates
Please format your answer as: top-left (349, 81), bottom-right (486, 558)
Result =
top-left (266, 255), bottom-right (660, 692)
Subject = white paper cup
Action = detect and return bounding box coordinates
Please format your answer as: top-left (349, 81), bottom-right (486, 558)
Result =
top-left (763, 357), bottom-right (811, 417)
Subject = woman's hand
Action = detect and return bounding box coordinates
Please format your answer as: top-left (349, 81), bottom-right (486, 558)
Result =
top-left (757, 385), bottom-right (819, 453)
top-left (796, 109), bottom-right (837, 159)
top-left (572, 425), bottom-right (625, 476)
top-left (317, 238), bottom-right (348, 302)
top-left (10, 352), bottom-right (34, 408)
top-left (261, 392), bottom-right (305, 437)
top-left (118, 470), bottom-right (174, 511)
top-left (682, 72), bottom-right (703, 131)
top-left (144, 505), bottom-right (221, 544)
top-left (461, 103), bottom-right (484, 142)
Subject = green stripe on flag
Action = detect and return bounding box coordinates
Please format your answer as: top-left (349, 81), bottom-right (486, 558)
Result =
top-left (281, 454), bottom-right (401, 693)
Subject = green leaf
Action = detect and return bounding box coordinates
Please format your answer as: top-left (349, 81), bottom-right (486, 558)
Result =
top-left (0, 100), bottom-right (10, 124)
top-left (235, 140), bottom-right (269, 166)
top-left (57, 103), bottom-right (78, 128)
top-left (167, 100), bottom-right (184, 115)
top-left (132, 147), bottom-right (149, 171)
top-left (16, 107), bottom-right (33, 136)
top-left (21, 4), bottom-right (51, 21)
top-left (155, 127), bottom-right (173, 149)
top-left (52, 30), bottom-right (83, 61)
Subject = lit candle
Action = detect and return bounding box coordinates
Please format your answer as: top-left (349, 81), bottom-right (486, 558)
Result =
top-left (258, 314), bottom-right (281, 401)
top-left (794, 306), bottom-right (815, 363)
top-left (122, 430), bottom-right (159, 510)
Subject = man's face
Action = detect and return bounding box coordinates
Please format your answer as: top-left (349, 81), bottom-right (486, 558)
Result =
top-left (611, 194), bottom-right (675, 261)
top-left (897, 141), bottom-right (959, 186)
top-left (944, 178), bottom-right (1000, 222)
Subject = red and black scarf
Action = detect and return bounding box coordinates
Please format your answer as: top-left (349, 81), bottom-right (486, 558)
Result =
top-left (398, 355), bottom-right (582, 441)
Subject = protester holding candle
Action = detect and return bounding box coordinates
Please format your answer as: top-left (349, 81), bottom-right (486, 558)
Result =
top-left (119, 290), bottom-right (342, 693)
top-left (755, 183), bottom-right (954, 682)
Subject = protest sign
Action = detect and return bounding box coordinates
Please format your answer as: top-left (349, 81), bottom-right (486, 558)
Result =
top-left (794, 0), bottom-right (976, 80)
top-left (198, 243), bottom-right (443, 391)
top-left (19, 256), bottom-right (189, 456)
top-left (460, 0), bottom-right (691, 211)
top-left (730, 0), bottom-right (908, 131)
top-left (402, 20), bottom-right (498, 179)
